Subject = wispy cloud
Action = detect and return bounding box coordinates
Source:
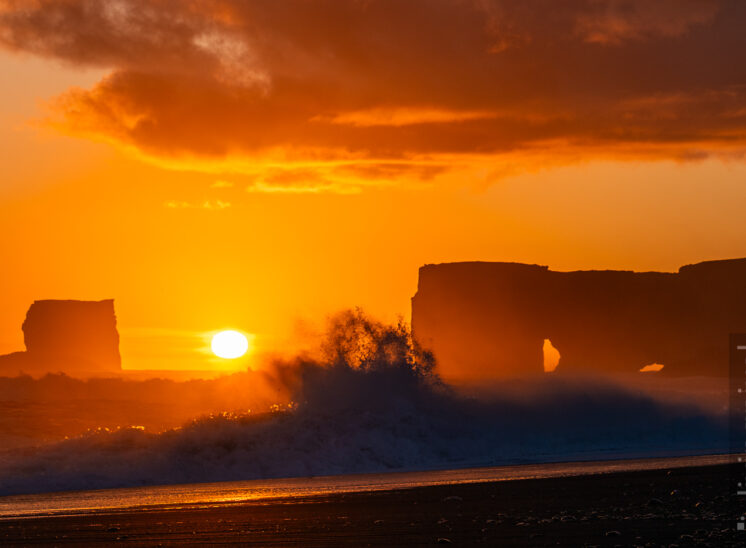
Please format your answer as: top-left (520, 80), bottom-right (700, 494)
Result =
top-left (165, 200), bottom-right (231, 210)
top-left (312, 108), bottom-right (498, 127)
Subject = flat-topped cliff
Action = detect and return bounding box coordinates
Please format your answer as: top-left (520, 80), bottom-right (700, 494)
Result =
top-left (0, 299), bottom-right (121, 376)
top-left (411, 259), bottom-right (746, 380)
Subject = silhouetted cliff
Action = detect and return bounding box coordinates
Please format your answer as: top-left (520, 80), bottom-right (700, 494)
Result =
top-left (411, 259), bottom-right (746, 380)
top-left (0, 299), bottom-right (121, 376)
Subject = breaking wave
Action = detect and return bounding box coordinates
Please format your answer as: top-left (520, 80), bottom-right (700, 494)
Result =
top-left (0, 310), bottom-right (727, 496)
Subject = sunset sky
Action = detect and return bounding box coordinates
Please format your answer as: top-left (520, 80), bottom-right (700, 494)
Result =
top-left (1, 0), bottom-right (745, 371)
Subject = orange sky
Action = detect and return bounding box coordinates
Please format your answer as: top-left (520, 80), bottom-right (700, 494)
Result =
top-left (1, 0), bottom-right (745, 371)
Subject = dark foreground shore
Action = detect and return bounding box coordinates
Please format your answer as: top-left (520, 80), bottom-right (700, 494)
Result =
top-left (1, 463), bottom-right (743, 547)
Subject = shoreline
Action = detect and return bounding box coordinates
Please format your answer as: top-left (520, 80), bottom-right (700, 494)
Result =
top-left (1, 458), bottom-right (744, 546)
top-left (0, 452), bottom-right (733, 519)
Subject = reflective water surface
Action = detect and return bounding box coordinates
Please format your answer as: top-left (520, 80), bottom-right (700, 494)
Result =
top-left (0, 454), bottom-right (730, 519)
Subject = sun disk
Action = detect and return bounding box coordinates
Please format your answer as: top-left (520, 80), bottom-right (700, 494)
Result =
top-left (211, 330), bottom-right (249, 359)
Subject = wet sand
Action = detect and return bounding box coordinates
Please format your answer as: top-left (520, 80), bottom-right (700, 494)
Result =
top-left (1, 463), bottom-right (743, 546)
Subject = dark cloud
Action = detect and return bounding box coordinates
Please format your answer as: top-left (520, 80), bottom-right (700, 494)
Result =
top-left (573, 0), bottom-right (720, 44)
top-left (1, 0), bottom-right (744, 188)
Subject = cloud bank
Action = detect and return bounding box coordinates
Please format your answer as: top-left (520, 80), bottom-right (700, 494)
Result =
top-left (1, 0), bottom-right (744, 190)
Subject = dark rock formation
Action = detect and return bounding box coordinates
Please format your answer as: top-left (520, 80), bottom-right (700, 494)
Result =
top-left (0, 299), bottom-right (121, 376)
top-left (411, 259), bottom-right (746, 380)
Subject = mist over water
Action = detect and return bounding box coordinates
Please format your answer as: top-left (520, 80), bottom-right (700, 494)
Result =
top-left (0, 310), bottom-right (728, 496)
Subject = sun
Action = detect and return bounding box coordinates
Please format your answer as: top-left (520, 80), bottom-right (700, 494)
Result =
top-left (211, 330), bottom-right (249, 359)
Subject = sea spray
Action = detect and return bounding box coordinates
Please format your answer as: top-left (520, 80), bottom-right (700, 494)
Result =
top-left (0, 310), bottom-right (727, 496)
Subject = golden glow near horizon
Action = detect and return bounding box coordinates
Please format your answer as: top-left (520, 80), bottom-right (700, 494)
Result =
top-left (211, 331), bottom-right (250, 359)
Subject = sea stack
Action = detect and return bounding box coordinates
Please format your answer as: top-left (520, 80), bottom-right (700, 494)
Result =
top-left (411, 258), bottom-right (746, 381)
top-left (0, 299), bottom-right (121, 376)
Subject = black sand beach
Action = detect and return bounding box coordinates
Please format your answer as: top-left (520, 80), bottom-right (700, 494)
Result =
top-left (1, 462), bottom-right (743, 547)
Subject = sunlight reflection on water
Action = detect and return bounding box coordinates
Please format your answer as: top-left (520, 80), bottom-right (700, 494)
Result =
top-left (0, 454), bottom-right (730, 519)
